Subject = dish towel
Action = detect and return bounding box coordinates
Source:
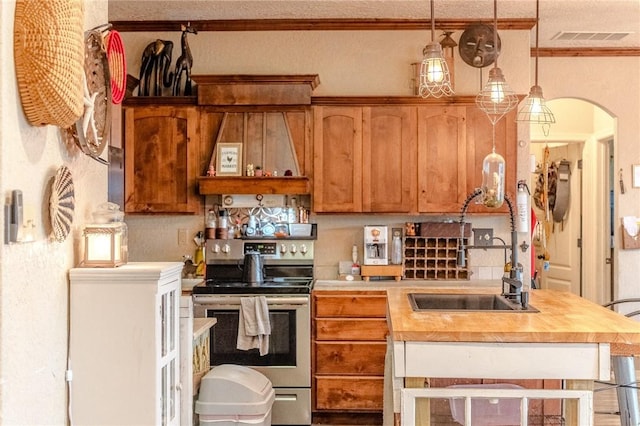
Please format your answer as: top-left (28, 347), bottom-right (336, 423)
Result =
top-left (236, 296), bottom-right (271, 356)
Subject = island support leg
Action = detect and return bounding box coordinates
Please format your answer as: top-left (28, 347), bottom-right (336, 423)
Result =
top-left (612, 355), bottom-right (640, 426)
top-left (404, 377), bottom-right (430, 425)
top-left (564, 379), bottom-right (594, 425)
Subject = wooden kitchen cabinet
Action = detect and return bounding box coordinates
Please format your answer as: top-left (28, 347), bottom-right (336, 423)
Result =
top-left (313, 106), bottom-right (363, 212)
top-left (311, 98), bottom-right (518, 214)
top-left (124, 103), bottom-right (201, 214)
top-left (313, 105), bottom-right (416, 213)
top-left (417, 105), bottom-right (467, 213)
top-left (363, 107), bottom-right (417, 212)
top-left (312, 290), bottom-right (388, 415)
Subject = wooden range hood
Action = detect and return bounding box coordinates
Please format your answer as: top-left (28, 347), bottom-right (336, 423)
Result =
top-left (196, 74), bottom-right (319, 195)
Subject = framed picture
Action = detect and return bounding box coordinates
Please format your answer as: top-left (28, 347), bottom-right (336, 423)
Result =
top-left (633, 164), bottom-right (640, 188)
top-left (216, 143), bottom-right (243, 176)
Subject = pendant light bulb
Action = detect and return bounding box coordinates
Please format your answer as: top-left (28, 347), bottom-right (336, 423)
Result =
top-left (489, 80), bottom-right (506, 103)
top-left (423, 45), bottom-right (445, 83)
top-left (476, 67), bottom-right (518, 124)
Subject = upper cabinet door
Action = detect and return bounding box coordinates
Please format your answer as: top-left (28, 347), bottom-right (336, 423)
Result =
top-left (362, 106), bottom-right (417, 213)
top-left (464, 107), bottom-right (517, 214)
top-left (313, 106), bottom-right (363, 213)
top-left (417, 106), bottom-right (467, 213)
top-left (124, 106), bottom-right (200, 214)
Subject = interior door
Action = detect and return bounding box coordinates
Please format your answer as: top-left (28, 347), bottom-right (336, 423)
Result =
top-left (532, 143), bottom-right (583, 295)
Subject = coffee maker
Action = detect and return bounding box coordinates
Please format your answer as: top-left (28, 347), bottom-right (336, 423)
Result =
top-left (363, 225), bottom-right (388, 265)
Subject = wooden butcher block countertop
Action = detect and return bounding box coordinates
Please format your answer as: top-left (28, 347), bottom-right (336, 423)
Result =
top-left (387, 287), bottom-right (640, 345)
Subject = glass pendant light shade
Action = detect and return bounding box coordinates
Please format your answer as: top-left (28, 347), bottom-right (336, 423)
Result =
top-left (476, 66), bottom-right (519, 124)
top-left (481, 150), bottom-right (506, 208)
top-left (419, 42), bottom-right (453, 97)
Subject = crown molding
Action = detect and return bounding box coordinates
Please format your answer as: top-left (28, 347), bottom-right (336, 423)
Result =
top-left (534, 47), bottom-right (640, 57)
top-left (111, 18), bottom-right (536, 33)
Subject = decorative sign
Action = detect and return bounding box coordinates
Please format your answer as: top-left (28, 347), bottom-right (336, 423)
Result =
top-left (216, 143), bottom-right (242, 176)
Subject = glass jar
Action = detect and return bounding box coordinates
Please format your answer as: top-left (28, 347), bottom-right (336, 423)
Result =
top-left (205, 209), bottom-right (217, 239)
top-left (216, 209), bottom-right (228, 239)
top-left (391, 231), bottom-right (403, 265)
top-left (481, 151), bottom-right (506, 208)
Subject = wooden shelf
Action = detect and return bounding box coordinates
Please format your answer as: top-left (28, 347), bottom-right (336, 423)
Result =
top-left (198, 176), bottom-right (310, 195)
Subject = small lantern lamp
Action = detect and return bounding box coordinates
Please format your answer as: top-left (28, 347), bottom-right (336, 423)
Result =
top-left (439, 31), bottom-right (457, 91)
top-left (82, 203), bottom-right (128, 267)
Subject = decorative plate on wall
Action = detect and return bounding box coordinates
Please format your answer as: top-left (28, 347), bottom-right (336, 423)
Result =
top-left (65, 27), bottom-right (112, 165)
top-left (49, 166), bottom-right (75, 243)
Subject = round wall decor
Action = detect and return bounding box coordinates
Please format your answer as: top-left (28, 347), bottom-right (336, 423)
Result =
top-left (458, 23), bottom-right (501, 68)
top-left (49, 166), bottom-right (75, 243)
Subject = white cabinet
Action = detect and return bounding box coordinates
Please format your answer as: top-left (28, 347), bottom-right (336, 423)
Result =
top-left (70, 262), bottom-right (183, 426)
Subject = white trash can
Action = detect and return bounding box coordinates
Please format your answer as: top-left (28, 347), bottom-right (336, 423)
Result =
top-left (196, 364), bottom-right (275, 426)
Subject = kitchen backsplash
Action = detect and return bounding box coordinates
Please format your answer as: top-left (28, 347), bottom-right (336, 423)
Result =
top-left (125, 208), bottom-right (514, 282)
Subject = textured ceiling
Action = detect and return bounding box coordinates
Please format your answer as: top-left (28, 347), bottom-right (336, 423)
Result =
top-left (108, 0), bottom-right (640, 48)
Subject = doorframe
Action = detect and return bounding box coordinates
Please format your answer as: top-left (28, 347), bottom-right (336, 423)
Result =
top-left (529, 99), bottom-right (616, 304)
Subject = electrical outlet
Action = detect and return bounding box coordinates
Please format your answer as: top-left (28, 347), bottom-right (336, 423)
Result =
top-left (473, 228), bottom-right (493, 247)
top-left (178, 229), bottom-right (188, 246)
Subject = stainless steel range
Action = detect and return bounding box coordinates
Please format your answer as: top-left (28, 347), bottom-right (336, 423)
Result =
top-left (192, 236), bottom-right (315, 426)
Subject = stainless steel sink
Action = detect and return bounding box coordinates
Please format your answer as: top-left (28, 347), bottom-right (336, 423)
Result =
top-left (408, 293), bottom-right (538, 312)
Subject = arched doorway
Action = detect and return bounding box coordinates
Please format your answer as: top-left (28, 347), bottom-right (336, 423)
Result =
top-left (529, 98), bottom-right (616, 304)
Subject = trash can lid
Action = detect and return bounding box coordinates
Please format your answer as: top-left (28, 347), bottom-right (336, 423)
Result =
top-left (196, 364), bottom-right (275, 416)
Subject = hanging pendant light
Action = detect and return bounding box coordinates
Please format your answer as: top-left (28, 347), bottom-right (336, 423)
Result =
top-left (517, 0), bottom-right (556, 131)
top-left (475, 0), bottom-right (518, 125)
top-left (419, 0), bottom-right (453, 98)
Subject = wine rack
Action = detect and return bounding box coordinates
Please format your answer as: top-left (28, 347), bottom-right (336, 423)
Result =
top-left (403, 223), bottom-right (471, 280)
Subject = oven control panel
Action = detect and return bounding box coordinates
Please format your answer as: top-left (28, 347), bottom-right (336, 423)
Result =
top-left (206, 239), bottom-right (314, 263)
top-left (243, 242), bottom-right (277, 256)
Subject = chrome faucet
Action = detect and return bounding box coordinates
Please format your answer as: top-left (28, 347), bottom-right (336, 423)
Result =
top-left (457, 189), bottom-right (527, 308)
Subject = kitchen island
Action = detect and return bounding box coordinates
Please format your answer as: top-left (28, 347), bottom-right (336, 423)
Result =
top-left (387, 287), bottom-right (640, 425)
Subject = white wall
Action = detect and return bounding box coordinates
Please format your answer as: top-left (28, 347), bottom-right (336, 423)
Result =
top-left (535, 56), bottom-right (640, 300)
top-left (0, 0), bottom-right (108, 423)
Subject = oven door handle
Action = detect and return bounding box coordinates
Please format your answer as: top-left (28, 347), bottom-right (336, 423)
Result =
top-left (193, 295), bottom-right (309, 307)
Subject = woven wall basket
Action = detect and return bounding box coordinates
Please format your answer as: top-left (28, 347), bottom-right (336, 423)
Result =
top-left (14, 0), bottom-right (85, 128)
top-left (106, 29), bottom-right (127, 105)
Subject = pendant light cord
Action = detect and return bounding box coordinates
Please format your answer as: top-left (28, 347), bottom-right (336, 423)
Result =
top-left (534, 0), bottom-right (540, 86)
top-left (430, 0), bottom-right (435, 42)
top-left (491, 0), bottom-right (498, 152)
top-left (493, 0), bottom-right (498, 70)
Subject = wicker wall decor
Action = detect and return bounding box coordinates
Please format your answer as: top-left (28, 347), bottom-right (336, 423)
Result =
top-left (106, 29), bottom-right (127, 104)
top-left (14, 0), bottom-right (85, 128)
